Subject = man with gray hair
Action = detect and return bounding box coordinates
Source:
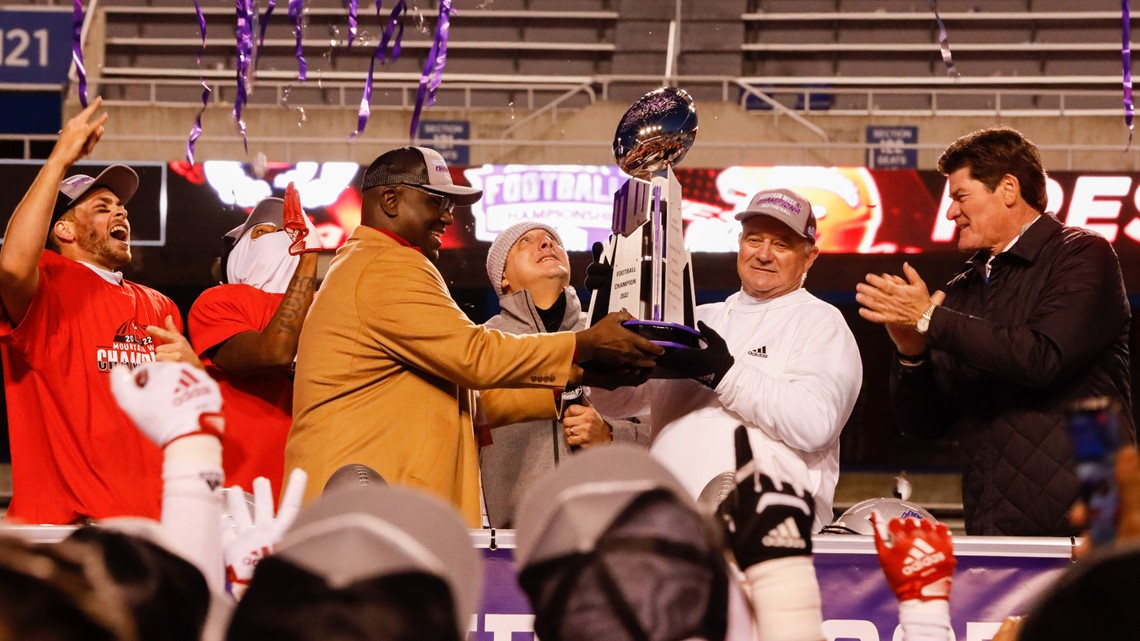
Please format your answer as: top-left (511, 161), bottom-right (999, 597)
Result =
top-left (589, 188), bottom-right (863, 531)
top-left (478, 221), bottom-right (648, 528)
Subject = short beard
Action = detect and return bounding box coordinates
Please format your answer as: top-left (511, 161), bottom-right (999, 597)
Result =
top-left (77, 229), bottom-right (130, 269)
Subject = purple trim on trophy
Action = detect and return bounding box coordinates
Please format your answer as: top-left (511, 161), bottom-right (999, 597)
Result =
top-left (622, 319), bottom-right (702, 350)
top-left (613, 182), bottom-right (626, 233)
top-left (651, 183), bottom-right (663, 322)
top-left (71, 0), bottom-right (88, 108)
top-left (1123, 0), bottom-right (1134, 147)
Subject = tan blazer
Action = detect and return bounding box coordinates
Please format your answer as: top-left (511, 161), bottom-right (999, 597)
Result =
top-left (287, 227), bottom-right (574, 526)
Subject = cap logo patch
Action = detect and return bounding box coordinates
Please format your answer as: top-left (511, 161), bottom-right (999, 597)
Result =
top-left (432, 163), bottom-right (448, 173)
top-left (62, 176), bottom-right (93, 190)
top-left (753, 193), bottom-right (801, 217)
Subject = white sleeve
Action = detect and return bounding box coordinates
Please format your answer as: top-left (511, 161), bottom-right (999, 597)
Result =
top-left (160, 434), bottom-right (226, 595)
top-left (743, 557), bottom-right (825, 641)
top-left (897, 600), bottom-right (955, 641)
top-left (715, 311), bottom-right (862, 453)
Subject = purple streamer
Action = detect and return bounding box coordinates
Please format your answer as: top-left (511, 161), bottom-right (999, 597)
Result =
top-left (350, 0), bottom-right (407, 138)
top-left (71, 0), bottom-right (88, 107)
top-left (409, 0), bottom-right (453, 141)
top-left (254, 0), bottom-right (277, 72)
top-left (1123, 0), bottom-right (1134, 148)
top-left (234, 0), bottom-right (254, 153)
top-left (928, 0), bottom-right (960, 78)
top-left (187, 0), bottom-right (212, 163)
top-left (347, 0), bottom-right (359, 48)
top-left (289, 0), bottom-right (307, 81)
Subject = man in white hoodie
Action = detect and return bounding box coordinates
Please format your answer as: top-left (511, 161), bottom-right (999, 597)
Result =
top-left (589, 188), bottom-right (863, 531)
top-left (188, 185), bottom-right (320, 494)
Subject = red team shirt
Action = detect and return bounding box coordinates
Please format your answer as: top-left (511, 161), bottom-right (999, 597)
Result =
top-left (189, 284), bottom-right (292, 495)
top-left (0, 251), bottom-right (181, 523)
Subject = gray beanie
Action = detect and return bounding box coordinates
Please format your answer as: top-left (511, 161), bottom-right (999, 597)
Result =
top-left (485, 221), bottom-right (564, 297)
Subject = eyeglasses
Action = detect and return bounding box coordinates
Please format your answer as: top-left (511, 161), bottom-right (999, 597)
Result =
top-left (400, 184), bottom-right (455, 215)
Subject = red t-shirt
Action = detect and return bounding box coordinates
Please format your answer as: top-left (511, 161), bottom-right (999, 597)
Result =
top-left (188, 284), bottom-right (292, 495)
top-left (0, 251), bottom-right (182, 524)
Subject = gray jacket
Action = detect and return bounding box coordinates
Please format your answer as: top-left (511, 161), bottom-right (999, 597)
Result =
top-left (479, 287), bottom-right (648, 528)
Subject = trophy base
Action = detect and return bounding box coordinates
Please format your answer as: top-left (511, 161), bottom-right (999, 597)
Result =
top-left (621, 320), bottom-right (702, 350)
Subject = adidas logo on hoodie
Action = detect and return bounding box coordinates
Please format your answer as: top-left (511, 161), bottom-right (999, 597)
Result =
top-left (748, 346), bottom-right (768, 359)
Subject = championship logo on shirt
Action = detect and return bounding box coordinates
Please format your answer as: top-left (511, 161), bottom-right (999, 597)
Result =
top-left (95, 319), bottom-right (157, 372)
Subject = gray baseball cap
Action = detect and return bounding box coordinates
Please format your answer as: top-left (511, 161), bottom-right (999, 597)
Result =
top-left (54, 164), bottom-right (139, 221)
top-left (274, 485), bottom-right (482, 633)
top-left (224, 197), bottom-right (285, 240)
top-left (734, 188), bottom-right (817, 243)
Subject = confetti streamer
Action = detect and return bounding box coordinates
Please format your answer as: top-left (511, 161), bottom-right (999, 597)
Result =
top-left (186, 0), bottom-right (212, 163)
top-left (71, 0), bottom-right (88, 107)
top-left (928, 0), bottom-right (960, 78)
top-left (234, 0), bottom-right (255, 152)
top-left (347, 0), bottom-right (359, 47)
top-left (409, 0), bottom-right (453, 140)
top-left (289, 0), bottom-right (307, 81)
top-left (1123, 0), bottom-right (1134, 148)
top-left (350, 0), bottom-right (407, 138)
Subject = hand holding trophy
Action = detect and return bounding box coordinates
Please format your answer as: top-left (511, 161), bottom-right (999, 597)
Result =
top-left (587, 87), bottom-right (702, 368)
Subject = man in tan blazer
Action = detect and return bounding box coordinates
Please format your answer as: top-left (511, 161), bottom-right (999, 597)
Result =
top-left (287, 146), bottom-right (661, 526)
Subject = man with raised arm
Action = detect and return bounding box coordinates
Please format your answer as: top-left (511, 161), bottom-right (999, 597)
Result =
top-left (0, 98), bottom-right (194, 523)
top-left (189, 185), bottom-right (320, 494)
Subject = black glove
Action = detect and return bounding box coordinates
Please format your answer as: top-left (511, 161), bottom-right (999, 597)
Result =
top-left (583, 241), bottom-right (613, 292)
top-left (717, 426), bottom-right (815, 570)
top-left (656, 321), bottom-right (734, 388)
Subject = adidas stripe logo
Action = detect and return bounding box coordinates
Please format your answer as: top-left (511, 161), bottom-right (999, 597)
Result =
top-left (172, 369), bottom-right (209, 407)
top-left (761, 517), bottom-right (806, 549)
top-left (747, 346), bottom-right (768, 358)
top-left (901, 538), bottom-right (946, 575)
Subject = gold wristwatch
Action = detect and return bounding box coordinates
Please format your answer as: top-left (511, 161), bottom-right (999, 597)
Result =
top-left (915, 302), bottom-right (938, 334)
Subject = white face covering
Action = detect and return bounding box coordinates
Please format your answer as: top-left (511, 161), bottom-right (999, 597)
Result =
top-left (226, 227), bottom-right (299, 294)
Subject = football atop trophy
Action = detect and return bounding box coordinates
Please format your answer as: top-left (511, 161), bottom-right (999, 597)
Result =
top-left (588, 86), bottom-right (701, 350)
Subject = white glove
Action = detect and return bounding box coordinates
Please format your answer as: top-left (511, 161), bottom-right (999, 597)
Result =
top-left (222, 468), bottom-right (307, 599)
top-left (110, 362), bottom-right (224, 448)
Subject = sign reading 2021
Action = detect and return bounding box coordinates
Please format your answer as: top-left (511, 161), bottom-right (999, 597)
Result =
top-left (0, 8), bottom-right (71, 84)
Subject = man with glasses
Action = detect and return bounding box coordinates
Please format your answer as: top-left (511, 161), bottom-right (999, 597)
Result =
top-left (286, 147), bottom-right (662, 526)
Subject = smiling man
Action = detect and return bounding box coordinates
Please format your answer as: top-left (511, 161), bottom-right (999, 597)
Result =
top-left (588, 188), bottom-right (863, 531)
top-left (286, 147), bottom-right (662, 525)
top-left (856, 126), bottom-right (1134, 536)
top-left (477, 221), bottom-right (650, 527)
top-left (0, 99), bottom-right (190, 523)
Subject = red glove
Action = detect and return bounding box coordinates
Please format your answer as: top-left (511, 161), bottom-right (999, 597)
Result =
top-left (283, 181), bottom-right (320, 255)
top-left (871, 511), bottom-right (955, 602)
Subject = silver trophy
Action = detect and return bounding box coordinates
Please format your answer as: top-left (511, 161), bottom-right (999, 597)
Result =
top-left (587, 87), bottom-right (701, 350)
